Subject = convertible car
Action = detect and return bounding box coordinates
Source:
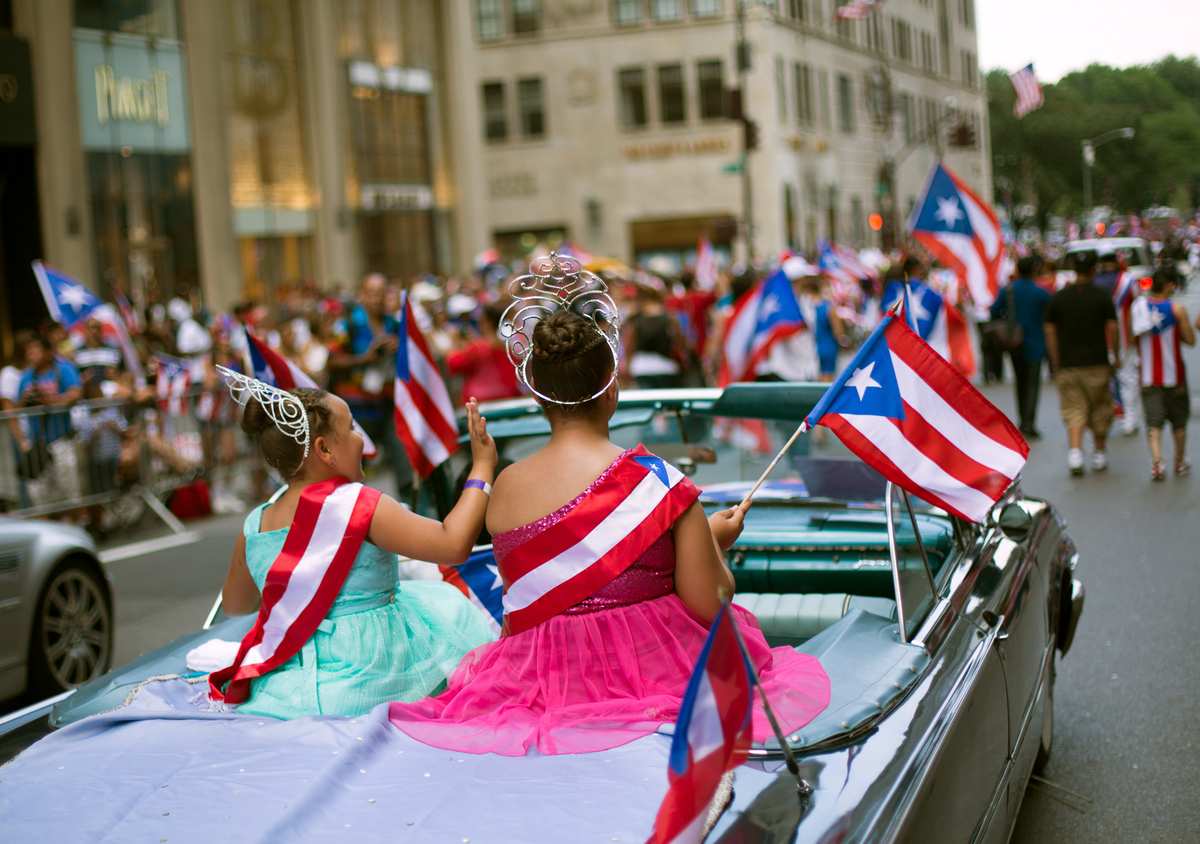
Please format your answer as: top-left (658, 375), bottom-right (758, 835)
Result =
top-left (0, 385), bottom-right (1084, 844)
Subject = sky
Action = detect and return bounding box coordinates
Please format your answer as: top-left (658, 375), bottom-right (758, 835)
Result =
top-left (976, 0), bottom-right (1200, 82)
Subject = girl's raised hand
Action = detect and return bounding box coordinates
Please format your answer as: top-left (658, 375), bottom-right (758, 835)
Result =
top-left (465, 397), bottom-right (498, 472)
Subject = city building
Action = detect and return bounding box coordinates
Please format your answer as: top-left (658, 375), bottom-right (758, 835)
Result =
top-left (444, 0), bottom-right (992, 269)
top-left (3, 0), bottom-right (458, 357)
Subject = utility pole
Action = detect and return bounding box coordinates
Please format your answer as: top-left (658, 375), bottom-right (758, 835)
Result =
top-left (735, 1), bottom-right (755, 264)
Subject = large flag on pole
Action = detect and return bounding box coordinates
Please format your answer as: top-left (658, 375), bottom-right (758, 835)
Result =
top-left (33, 261), bottom-right (146, 387)
top-left (801, 309), bottom-right (1028, 523)
top-left (1009, 64), bottom-right (1044, 119)
top-left (645, 602), bottom-right (754, 844)
top-left (244, 327), bottom-right (377, 458)
top-left (836, 0), bottom-right (886, 19)
top-left (394, 291), bottom-right (459, 478)
top-left (717, 268), bottom-right (805, 386)
top-left (907, 160), bottom-right (1005, 308)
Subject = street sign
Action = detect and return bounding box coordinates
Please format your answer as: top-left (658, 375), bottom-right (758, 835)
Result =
top-left (722, 160), bottom-right (744, 174)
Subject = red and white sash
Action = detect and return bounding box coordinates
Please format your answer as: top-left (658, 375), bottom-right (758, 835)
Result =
top-left (209, 478), bottom-right (381, 704)
top-left (500, 445), bottom-right (699, 636)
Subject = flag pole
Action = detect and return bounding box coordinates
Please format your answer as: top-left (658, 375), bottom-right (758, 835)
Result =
top-left (722, 596), bottom-right (812, 796)
top-left (737, 421), bottom-right (808, 510)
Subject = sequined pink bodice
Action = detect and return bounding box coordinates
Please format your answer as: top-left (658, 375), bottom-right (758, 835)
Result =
top-left (492, 455), bottom-right (676, 614)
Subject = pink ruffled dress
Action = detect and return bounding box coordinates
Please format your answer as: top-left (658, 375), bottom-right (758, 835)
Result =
top-left (388, 455), bottom-right (831, 756)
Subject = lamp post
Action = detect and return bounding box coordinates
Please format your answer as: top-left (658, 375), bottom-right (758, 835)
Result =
top-left (1082, 127), bottom-right (1135, 219)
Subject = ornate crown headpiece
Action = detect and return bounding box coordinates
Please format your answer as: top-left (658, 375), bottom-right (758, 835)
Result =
top-left (501, 252), bottom-right (621, 406)
top-left (216, 365), bottom-right (310, 460)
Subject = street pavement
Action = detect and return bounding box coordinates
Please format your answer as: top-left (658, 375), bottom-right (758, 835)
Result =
top-left (14, 293), bottom-right (1200, 839)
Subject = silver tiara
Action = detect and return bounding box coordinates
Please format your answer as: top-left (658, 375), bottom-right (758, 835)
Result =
top-left (501, 252), bottom-right (621, 406)
top-left (216, 365), bottom-right (310, 459)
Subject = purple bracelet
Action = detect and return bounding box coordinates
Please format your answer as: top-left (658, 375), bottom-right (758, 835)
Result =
top-left (464, 479), bottom-right (492, 496)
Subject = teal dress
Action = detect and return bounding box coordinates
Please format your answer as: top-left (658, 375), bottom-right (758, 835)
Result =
top-left (235, 502), bottom-right (497, 719)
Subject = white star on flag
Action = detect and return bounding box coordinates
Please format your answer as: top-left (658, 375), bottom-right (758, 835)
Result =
top-left (845, 362), bottom-right (881, 400)
top-left (1150, 307), bottom-right (1166, 330)
top-left (486, 563), bottom-right (503, 591)
top-left (758, 294), bottom-right (781, 320)
top-left (934, 196), bottom-right (963, 228)
top-left (58, 284), bottom-right (93, 310)
top-left (907, 288), bottom-right (932, 323)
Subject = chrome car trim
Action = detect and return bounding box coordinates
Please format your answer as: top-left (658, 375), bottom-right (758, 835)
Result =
top-left (970, 639), bottom-right (1055, 844)
top-left (884, 483), bottom-right (909, 643)
top-left (0, 689), bottom-right (74, 731)
top-left (1061, 576), bottom-right (1085, 654)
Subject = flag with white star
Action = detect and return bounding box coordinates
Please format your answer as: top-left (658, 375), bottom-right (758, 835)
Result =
top-left (718, 268), bottom-right (805, 385)
top-left (441, 548), bottom-right (505, 634)
top-left (907, 159), bottom-right (1005, 308)
top-left (802, 311), bottom-right (1028, 523)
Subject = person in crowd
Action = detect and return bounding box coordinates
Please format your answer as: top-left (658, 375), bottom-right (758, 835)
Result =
top-left (1093, 252), bottom-right (1122, 296)
top-left (169, 298), bottom-right (212, 359)
top-left (1132, 269), bottom-right (1194, 479)
top-left (74, 317), bottom-right (123, 384)
top-left (199, 326), bottom-right (247, 513)
top-left (387, 306), bottom-right (830, 757)
top-left (1044, 252), bottom-right (1120, 475)
top-left (75, 377), bottom-right (128, 537)
top-left (18, 334), bottom-right (84, 508)
top-left (623, 279), bottom-right (686, 389)
top-left (803, 276), bottom-right (846, 383)
top-left (666, 270), bottom-right (717, 386)
top-left (213, 379), bottom-right (498, 719)
top-left (446, 300), bottom-right (522, 405)
top-left (0, 330), bottom-right (36, 509)
top-left (44, 322), bottom-right (74, 361)
top-left (327, 273), bottom-right (415, 499)
top-left (989, 256), bottom-right (1052, 438)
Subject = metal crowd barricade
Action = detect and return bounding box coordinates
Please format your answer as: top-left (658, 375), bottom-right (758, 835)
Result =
top-left (0, 387), bottom-right (263, 533)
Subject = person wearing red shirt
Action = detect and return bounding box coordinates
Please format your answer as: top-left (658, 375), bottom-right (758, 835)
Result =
top-left (447, 301), bottom-right (522, 405)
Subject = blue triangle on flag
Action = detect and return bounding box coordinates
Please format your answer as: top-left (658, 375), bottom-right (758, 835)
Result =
top-left (807, 316), bottom-right (907, 424)
top-left (396, 294), bottom-right (411, 383)
top-left (911, 163), bottom-right (975, 237)
top-left (633, 455), bottom-right (671, 486)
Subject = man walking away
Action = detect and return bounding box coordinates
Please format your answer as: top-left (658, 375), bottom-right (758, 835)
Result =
top-left (1132, 269), bottom-right (1194, 479)
top-left (1044, 252), bottom-right (1120, 475)
top-left (990, 256), bottom-right (1051, 438)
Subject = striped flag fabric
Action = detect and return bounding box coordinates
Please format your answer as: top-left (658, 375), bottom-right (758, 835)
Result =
top-left (907, 160), bottom-right (1005, 308)
top-left (1010, 64), bottom-right (1044, 119)
top-left (244, 328), bottom-right (377, 458)
top-left (836, 0), bottom-right (886, 20)
top-left (645, 602), bottom-right (754, 844)
top-left (717, 268), bottom-right (805, 386)
top-left (884, 276), bottom-right (976, 378)
top-left (802, 310), bottom-right (1028, 523)
top-left (693, 236), bottom-right (719, 291)
top-left (154, 354), bottom-right (193, 416)
top-left (394, 291), bottom-right (459, 479)
top-left (439, 547), bottom-right (504, 634)
top-left (1112, 270), bottom-right (1139, 346)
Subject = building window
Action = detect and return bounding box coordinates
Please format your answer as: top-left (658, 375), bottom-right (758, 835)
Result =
top-left (818, 68), bottom-right (830, 127)
top-left (518, 77), bottom-right (545, 137)
top-left (482, 81), bottom-right (508, 141)
top-left (900, 92), bottom-right (914, 140)
top-left (511, 0), bottom-right (540, 34)
top-left (691, 0), bottom-right (722, 17)
top-left (892, 19), bottom-right (913, 63)
top-left (697, 59), bottom-right (724, 120)
top-left (785, 0), bottom-right (806, 22)
top-left (613, 0), bottom-right (643, 24)
top-left (651, 0), bottom-right (683, 21)
top-left (793, 62), bottom-right (814, 126)
top-left (961, 49), bottom-right (976, 86)
top-left (475, 0), bottom-right (505, 40)
top-left (618, 67), bottom-right (648, 127)
top-left (866, 14), bottom-right (885, 52)
top-left (775, 57), bottom-right (786, 122)
top-left (851, 196), bottom-right (864, 244)
top-left (658, 64), bottom-right (687, 123)
top-left (837, 74), bottom-right (854, 134)
top-left (959, 0), bottom-right (974, 28)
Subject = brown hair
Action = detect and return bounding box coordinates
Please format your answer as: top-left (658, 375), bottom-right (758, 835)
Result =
top-left (528, 310), bottom-right (613, 412)
top-left (241, 387), bottom-right (336, 478)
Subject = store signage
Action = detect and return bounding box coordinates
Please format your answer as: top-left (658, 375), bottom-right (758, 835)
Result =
top-left (348, 60), bottom-right (432, 94)
top-left (360, 183), bottom-right (433, 212)
top-left (620, 136), bottom-right (731, 161)
top-left (74, 30), bottom-right (190, 153)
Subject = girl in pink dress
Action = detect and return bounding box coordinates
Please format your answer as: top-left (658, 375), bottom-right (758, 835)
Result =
top-left (388, 258), bottom-right (830, 756)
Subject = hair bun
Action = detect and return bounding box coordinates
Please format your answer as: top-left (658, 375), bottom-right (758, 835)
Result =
top-left (240, 396), bottom-right (274, 436)
top-left (532, 310), bottom-right (603, 362)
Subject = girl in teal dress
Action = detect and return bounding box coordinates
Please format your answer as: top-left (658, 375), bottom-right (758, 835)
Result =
top-left (217, 386), bottom-right (498, 720)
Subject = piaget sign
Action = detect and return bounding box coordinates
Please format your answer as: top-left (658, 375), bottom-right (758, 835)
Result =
top-left (74, 29), bottom-right (191, 153)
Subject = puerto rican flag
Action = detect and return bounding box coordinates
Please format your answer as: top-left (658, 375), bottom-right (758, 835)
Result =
top-left (908, 160), bottom-right (1005, 308)
top-left (111, 283), bottom-right (142, 337)
top-left (718, 268), bottom-right (805, 385)
top-left (501, 447), bottom-right (698, 636)
top-left (33, 260), bottom-right (146, 387)
top-left (210, 479), bottom-right (381, 704)
top-left (645, 601), bottom-right (754, 844)
top-left (154, 353), bottom-right (193, 417)
top-left (1112, 271), bottom-right (1139, 347)
top-left (694, 236), bottom-right (719, 291)
top-left (882, 278), bottom-right (976, 378)
top-left (802, 310), bottom-right (1028, 523)
top-left (394, 291), bottom-right (459, 479)
top-left (440, 547), bottom-right (504, 634)
top-left (244, 328), bottom-right (377, 459)
top-left (1135, 299), bottom-right (1186, 388)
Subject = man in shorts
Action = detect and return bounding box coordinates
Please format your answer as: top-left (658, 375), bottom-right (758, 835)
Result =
top-left (1044, 252), bottom-right (1119, 475)
top-left (1133, 269), bottom-right (1194, 479)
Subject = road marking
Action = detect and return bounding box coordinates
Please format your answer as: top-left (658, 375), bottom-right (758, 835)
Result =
top-left (99, 530), bottom-right (203, 564)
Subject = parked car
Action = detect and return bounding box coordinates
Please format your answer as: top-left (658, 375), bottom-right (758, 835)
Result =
top-left (0, 386), bottom-right (1084, 844)
top-left (1059, 237), bottom-right (1153, 287)
top-left (0, 517), bottom-right (113, 703)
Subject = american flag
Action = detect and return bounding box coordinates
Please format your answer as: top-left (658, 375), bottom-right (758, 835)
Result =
top-left (802, 310), bottom-right (1028, 523)
top-left (836, 0), bottom-right (887, 20)
top-left (645, 601), bottom-right (754, 844)
top-left (394, 291), bottom-right (460, 478)
top-left (717, 268), bottom-right (805, 385)
top-left (1010, 64), bottom-right (1043, 119)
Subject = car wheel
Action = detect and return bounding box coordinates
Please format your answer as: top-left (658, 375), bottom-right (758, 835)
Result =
top-left (1033, 662), bottom-right (1054, 774)
top-left (29, 558), bottom-right (113, 697)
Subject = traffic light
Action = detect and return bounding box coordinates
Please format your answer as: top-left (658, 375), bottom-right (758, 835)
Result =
top-left (743, 118), bottom-right (759, 151)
